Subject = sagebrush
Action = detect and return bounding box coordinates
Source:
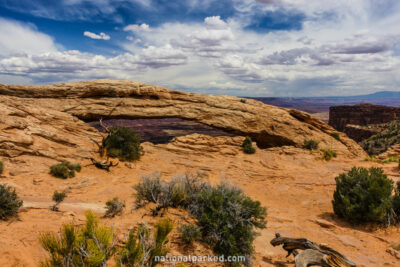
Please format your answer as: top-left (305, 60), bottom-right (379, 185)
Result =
top-left (104, 197), bottom-right (125, 218)
top-left (133, 173), bottom-right (267, 265)
top-left (303, 139), bottom-right (319, 150)
top-left (178, 224), bottom-right (201, 244)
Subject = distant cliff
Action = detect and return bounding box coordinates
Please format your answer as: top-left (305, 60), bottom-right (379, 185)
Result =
top-left (329, 104), bottom-right (400, 131)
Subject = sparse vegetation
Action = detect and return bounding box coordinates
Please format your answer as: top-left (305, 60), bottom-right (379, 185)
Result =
top-left (178, 224), bottom-right (201, 244)
top-left (322, 149), bottom-right (337, 161)
top-left (0, 161), bottom-right (3, 174)
top-left (242, 136), bottom-right (256, 154)
top-left (133, 173), bottom-right (267, 264)
top-left (39, 211), bottom-right (117, 267)
top-left (49, 162), bottom-right (81, 179)
top-left (116, 218), bottom-right (173, 267)
top-left (360, 121), bottom-right (400, 155)
top-left (303, 139), bottom-right (319, 150)
top-left (51, 190), bottom-right (66, 211)
top-left (240, 99), bottom-right (246, 103)
top-left (0, 184), bottom-right (23, 220)
top-left (364, 155), bottom-right (399, 164)
top-left (332, 167), bottom-right (400, 225)
top-left (330, 132), bottom-right (341, 141)
top-left (104, 197), bottom-right (125, 218)
top-left (105, 126), bottom-right (143, 161)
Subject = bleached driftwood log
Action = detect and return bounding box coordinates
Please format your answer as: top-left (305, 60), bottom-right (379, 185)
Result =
top-left (270, 233), bottom-right (356, 267)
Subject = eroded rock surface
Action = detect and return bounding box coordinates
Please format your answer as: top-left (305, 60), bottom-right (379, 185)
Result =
top-left (0, 79), bottom-right (365, 161)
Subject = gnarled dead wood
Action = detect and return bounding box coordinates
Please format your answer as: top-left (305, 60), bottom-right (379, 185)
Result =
top-left (90, 158), bottom-right (118, 171)
top-left (270, 233), bottom-right (356, 267)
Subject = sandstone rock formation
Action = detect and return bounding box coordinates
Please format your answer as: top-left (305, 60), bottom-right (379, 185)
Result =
top-left (329, 104), bottom-right (400, 132)
top-left (0, 79), bottom-right (365, 165)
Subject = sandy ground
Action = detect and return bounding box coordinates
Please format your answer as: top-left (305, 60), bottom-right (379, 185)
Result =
top-left (1, 140), bottom-right (400, 266)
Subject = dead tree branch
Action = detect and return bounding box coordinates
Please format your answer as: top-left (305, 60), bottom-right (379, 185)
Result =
top-left (270, 233), bottom-right (356, 267)
top-left (90, 158), bottom-right (118, 172)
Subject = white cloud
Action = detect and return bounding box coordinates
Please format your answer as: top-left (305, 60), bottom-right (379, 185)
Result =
top-left (0, 17), bottom-right (58, 57)
top-left (83, 31), bottom-right (111, 40)
top-left (123, 23), bottom-right (151, 32)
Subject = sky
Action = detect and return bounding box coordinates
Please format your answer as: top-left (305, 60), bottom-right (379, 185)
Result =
top-left (0, 0), bottom-right (399, 96)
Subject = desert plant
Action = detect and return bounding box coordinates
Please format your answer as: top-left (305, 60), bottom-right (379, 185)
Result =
top-left (188, 182), bottom-right (267, 261)
top-left (0, 161), bottom-right (3, 174)
top-left (116, 218), bottom-right (173, 267)
top-left (332, 167), bottom-right (395, 225)
top-left (104, 197), bottom-right (125, 218)
top-left (303, 139), bottom-right (319, 150)
top-left (105, 126), bottom-right (143, 161)
top-left (51, 190), bottom-right (66, 211)
top-left (322, 149), bottom-right (337, 161)
top-left (360, 121), bottom-right (400, 155)
top-left (242, 136), bottom-right (256, 154)
top-left (0, 184), bottom-right (23, 220)
top-left (50, 162), bottom-right (81, 179)
top-left (330, 132), bottom-right (341, 141)
top-left (178, 224), bottom-right (201, 244)
top-left (240, 99), bottom-right (246, 103)
top-left (39, 210), bottom-right (117, 267)
top-left (133, 174), bottom-right (267, 264)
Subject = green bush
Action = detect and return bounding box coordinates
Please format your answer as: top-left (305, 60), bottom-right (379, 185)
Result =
top-left (0, 184), bottom-right (23, 220)
top-left (51, 190), bottom-right (66, 211)
top-left (39, 211), bottom-right (117, 267)
top-left (50, 162), bottom-right (81, 179)
top-left (178, 224), bottom-right (201, 244)
top-left (322, 149), bottom-right (337, 161)
top-left (242, 136), bottom-right (256, 154)
top-left (189, 182), bottom-right (267, 260)
top-left (104, 197), bottom-right (125, 218)
top-left (116, 218), bottom-right (173, 267)
top-left (330, 132), bottom-right (341, 141)
top-left (332, 167), bottom-right (395, 224)
top-left (133, 174), bottom-right (267, 264)
top-left (0, 161), bottom-right (3, 174)
top-left (105, 126), bottom-right (143, 161)
top-left (303, 139), bottom-right (319, 150)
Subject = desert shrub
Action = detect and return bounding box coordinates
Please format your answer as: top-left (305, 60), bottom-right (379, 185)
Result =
top-left (51, 190), bottom-right (66, 211)
top-left (242, 136), bottom-right (256, 154)
top-left (240, 99), bottom-right (246, 103)
top-left (0, 184), bottom-right (23, 220)
top-left (134, 173), bottom-right (206, 214)
top-left (105, 126), bottom-right (143, 161)
top-left (322, 149), bottom-right (337, 161)
top-left (303, 139), bottom-right (319, 150)
top-left (178, 224), bottom-right (201, 244)
top-left (39, 211), bottom-right (117, 267)
top-left (0, 161), bottom-right (3, 174)
top-left (189, 182), bottom-right (267, 261)
top-left (50, 162), bottom-right (81, 179)
top-left (116, 218), bottom-right (173, 267)
top-left (133, 174), bottom-right (267, 264)
top-left (104, 197), bottom-right (125, 218)
top-left (332, 167), bottom-right (395, 224)
top-left (330, 132), bottom-right (341, 141)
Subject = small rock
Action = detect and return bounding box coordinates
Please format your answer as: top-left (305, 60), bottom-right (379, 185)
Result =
top-left (312, 219), bottom-right (336, 229)
top-left (124, 162), bottom-right (135, 169)
top-left (33, 177), bottom-right (43, 185)
top-left (386, 247), bottom-right (400, 260)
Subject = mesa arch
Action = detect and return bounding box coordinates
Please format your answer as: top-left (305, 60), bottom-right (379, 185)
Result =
top-left (0, 79), bottom-right (365, 160)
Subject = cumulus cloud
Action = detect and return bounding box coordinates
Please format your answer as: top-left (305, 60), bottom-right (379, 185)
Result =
top-left (123, 23), bottom-right (151, 32)
top-left (83, 31), bottom-right (111, 40)
top-left (0, 17), bottom-right (58, 57)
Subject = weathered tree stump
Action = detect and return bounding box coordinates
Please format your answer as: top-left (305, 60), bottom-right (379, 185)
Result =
top-left (270, 233), bottom-right (356, 267)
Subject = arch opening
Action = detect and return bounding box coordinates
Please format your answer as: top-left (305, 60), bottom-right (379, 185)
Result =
top-left (88, 118), bottom-right (237, 144)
